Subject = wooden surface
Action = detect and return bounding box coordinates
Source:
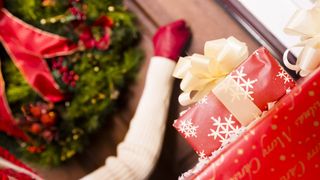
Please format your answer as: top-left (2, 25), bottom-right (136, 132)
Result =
top-left (33, 0), bottom-right (260, 179)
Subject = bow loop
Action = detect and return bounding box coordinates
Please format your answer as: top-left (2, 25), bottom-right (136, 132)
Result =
top-left (173, 36), bottom-right (248, 105)
top-left (205, 36), bottom-right (248, 74)
top-left (0, 8), bottom-right (77, 140)
top-left (283, 1), bottom-right (320, 76)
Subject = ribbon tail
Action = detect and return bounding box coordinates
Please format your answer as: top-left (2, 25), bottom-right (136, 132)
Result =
top-left (283, 48), bottom-right (300, 73)
top-left (283, 1), bottom-right (320, 76)
top-left (0, 40), bottom-right (65, 102)
top-left (0, 9), bottom-right (70, 102)
top-left (0, 63), bottom-right (28, 141)
top-left (0, 9), bottom-right (77, 58)
top-left (283, 45), bottom-right (320, 77)
top-left (298, 45), bottom-right (320, 77)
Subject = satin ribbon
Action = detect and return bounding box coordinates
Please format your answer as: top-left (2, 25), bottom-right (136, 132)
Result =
top-left (0, 157), bottom-right (42, 180)
top-left (283, 0), bottom-right (320, 77)
top-left (0, 63), bottom-right (28, 140)
top-left (173, 36), bottom-right (248, 106)
top-left (79, 15), bottom-right (112, 50)
top-left (0, 6), bottom-right (77, 139)
top-left (213, 75), bottom-right (261, 126)
top-left (0, 146), bottom-right (42, 180)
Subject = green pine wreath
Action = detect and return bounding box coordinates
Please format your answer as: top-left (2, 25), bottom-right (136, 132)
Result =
top-left (0, 0), bottom-right (143, 165)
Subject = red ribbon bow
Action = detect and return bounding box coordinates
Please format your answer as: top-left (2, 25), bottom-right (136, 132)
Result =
top-left (0, 4), bottom-right (77, 140)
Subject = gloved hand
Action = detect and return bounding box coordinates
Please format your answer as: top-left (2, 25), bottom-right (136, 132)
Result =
top-left (153, 20), bottom-right (191, 61)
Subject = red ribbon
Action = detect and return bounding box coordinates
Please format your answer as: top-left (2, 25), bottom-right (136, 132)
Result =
top-left (0, 146), bottom-right (39, 179)
top-left (0, 6), bottom-right (77, 140)
top-left (0, 71), bottom-right (28, 140)
top-left (79, 15), bottom-right (112, 50)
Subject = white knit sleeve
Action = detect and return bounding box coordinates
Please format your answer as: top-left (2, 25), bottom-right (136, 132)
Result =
top-left (81, 57), bottom-right (176, 180)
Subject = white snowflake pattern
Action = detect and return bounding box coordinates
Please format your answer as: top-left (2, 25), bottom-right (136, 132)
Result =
top-left (178, 119), bottom-right (198, 138)
top-left (196, 150), bottom-right (206, 160)
top-left (229, 66), bottom-right (258, 101)
top-left (179, 126), bottom-right (248, 180)
top-left (208, 115), bottom-right (241, 145)
top-left (277, 67), bottom-right (292, 84)
top-left (221, 78), bottom-right (244, 101)
top-left (221, 67), bottom-right (257, 102)
top-left (197, 95), bottom-right (208, 105)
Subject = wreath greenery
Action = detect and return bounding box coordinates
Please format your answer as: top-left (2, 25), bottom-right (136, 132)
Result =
top-left (0, 0), bottom-right (143, 165)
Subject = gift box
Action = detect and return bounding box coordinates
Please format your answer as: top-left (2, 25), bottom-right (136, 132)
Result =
top-left (184, 65), bottom-right (320, 180)
top-left (173, 47), bottom-right (295, 156)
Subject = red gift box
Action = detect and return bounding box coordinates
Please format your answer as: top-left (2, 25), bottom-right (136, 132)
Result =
top-left (173, 47), bottom-right (295, 156)
top-left (185, 63), bottom-right (320, 180)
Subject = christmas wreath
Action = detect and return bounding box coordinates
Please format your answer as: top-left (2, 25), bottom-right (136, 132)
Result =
top-left (0, 0), bottom-right (143, 165)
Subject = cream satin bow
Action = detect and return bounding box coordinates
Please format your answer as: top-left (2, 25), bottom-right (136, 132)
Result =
top-left (173, 36), bottom-right (248, 106)
top-left (283, 0), bottom-right (320, 77)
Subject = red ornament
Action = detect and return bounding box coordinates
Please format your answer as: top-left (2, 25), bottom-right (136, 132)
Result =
top-left (29, 123), bottom-right (42, 134)
top-left (40, 112), bottom-right (56, 127)
top-left (73, 74), bottom-right (79, 81)
top-left (42, 130), bottom-right (54, 142)
top-left (27, 146), bottom-right (44, 154)
top-left (42, 0), bottom-right (56, 7)
top-left (29, 106), bottom-right (41, 118)
top-left (48, 103), bottom-right (55, 110)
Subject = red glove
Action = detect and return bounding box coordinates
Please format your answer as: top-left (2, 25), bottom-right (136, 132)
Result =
top-left (153, 20), bottom-right (191, 61)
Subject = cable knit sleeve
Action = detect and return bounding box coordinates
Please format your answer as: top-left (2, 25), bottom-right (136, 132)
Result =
top-left (81, 56), bottom-right (176, 180)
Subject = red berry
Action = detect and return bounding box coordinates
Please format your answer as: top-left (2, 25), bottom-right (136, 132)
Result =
top-left (30, 106), bottom-right (42, 118)
top-left (60, 67), bottom-right (68, 74)
top-left (73, 74), bottom-right (79, 81)
top-left (27, 146), bottom-right (44, 153)
top-left (68, 75), bottom-right (73, 81)
top-left (29, 123), bottom-right (42, 134)
top-left (62, 74), bottom-right (69, 83)
top-left (42, 130), bottom-right (54, 142)
top-left (48, 103), bottom-right (55, 110)
top-left (40, 112), bottom-right (56, 127)
top-left (71, 81), bottom-right (76, 87)
top-left (27, 146), bottom-right (37, 153)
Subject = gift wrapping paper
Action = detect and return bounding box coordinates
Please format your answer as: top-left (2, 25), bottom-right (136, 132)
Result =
top-left (185, 65), bottom-right (320, 180)
top-left (173, 47), bottom-right (296, 156)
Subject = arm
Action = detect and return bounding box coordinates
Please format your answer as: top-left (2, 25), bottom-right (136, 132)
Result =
top-left (81, 57), bottom-right (175, 180)
top-left (81, 20), bottom-right (190, 180)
